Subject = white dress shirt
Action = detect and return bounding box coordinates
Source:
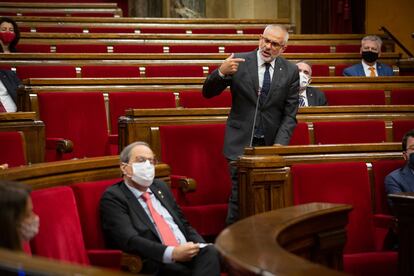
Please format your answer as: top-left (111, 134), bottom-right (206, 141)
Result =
top-left (257, 51), bottom-right (275, 94)
top-left (361, 61), bottom-right (378, 77)
top-left (0, 80), bottom-right (16, 112)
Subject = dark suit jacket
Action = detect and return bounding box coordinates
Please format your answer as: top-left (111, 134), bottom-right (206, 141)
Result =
top-left (343, 62), bottom-right (394, 76)
top-left (305, 86), bottom-right (328, 106)
top-left (100, 180), bottom-right (204, 267)
top-left (202, 50), bottom-right (299, 160)
top-left (0, 70), bottom-right (22, 106)
top-left (385, 164), bottom-right (414, 195)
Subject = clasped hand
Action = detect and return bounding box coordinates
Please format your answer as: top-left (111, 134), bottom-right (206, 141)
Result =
top-left (172, 242), bottom-right (200, 262)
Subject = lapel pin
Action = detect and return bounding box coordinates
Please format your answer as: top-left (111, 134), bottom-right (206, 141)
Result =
top-left (158, 190), bottom-right (164, 198)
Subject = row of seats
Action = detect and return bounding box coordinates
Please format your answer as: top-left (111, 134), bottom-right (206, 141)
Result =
top-left (15, 43), bottom-right (361, 53)
top-left (1, 64), bottom-right (398, 79)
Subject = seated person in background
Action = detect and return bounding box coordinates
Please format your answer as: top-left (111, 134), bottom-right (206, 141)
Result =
top-left (100, 141), bottom-right (220, 276)
top-left (343, 35), bottom-right (393, 77)
top-left (0, 180), bottom-right (39, 251)
top-left (0, 17), bottom-right (20, 53)
top-left (296, 61), bottom-right (328, 106)
top-left (385, 129), bottom-right (414, 202)
top-left (0, 69), bottom-right (22, 112)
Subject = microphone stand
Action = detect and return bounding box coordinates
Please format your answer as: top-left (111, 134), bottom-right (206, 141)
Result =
top-left (249, 89), bottom-right (261, 147)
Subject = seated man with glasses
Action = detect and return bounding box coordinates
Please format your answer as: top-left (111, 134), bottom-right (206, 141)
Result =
top-left (343, 35), bottom-right (394, 77)
top-left (202, 24), bottom-right (299, 225)
top-left (100, 141), bottom-right (221, 276)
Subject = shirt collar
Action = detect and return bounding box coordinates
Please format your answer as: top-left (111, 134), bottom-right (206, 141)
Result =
top-left (361, 60), bottom-right (377, 70)
top-left (124, 181), bottom-right (151, 199)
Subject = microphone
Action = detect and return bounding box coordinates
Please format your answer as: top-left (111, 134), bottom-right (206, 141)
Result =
top-left (249, 89), bottom-right (261, 147)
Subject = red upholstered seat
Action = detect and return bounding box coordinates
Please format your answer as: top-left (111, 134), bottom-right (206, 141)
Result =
top-left (16, 44), bottom-right (51, 53)
top-left (16, 65), bottom-right (77, 79)
top-left (35, 26), bottom-right (84, 33)
top-left (292, 162), bottom-right (397, 275)
top-left (289, 122), bottom-right (310, 145)
top-left (81, 65), bottom-right (140, 78)
top-left (179, 90), bottom-right (231, 108)
top-left (30, 186), bottom-right (121, 269)
top-left (88, 27), bottom-right (135, 33)
top-left (56, 44), bottom-right (108, 53)
top-left (145, 65), bottom-right (204, 77)
top-left (70, 12), bottom-right (115, 17)
top-left (169, 45), bottom-right (220, 53)
top-left (335, 45), bottom-right (361, 53)
top-left (37, 92), bottom-right (115, 161)
top-left (310, 64), bottom-right (330, 76)
top-left (242, 28), bottom-right (265, 34)
top-left (113, 44), bottom-right (164, 53)
top-left (140, 28), bottom-right (186, 34)
top-left (392, 120), bottom-right (414, 141)
top-left (284, 45), bottom-right (330, 53)
top-left (191, 28), bottom-right (237, 34)
top-left (323, 89), bottom-right (385, 105)
top-left (108, 92), bottom-right (176, 134)
top-left (391, 88), bottom-right (414, 104)
top-left (224, 45), bottom-right (257, 53)
top-left (71, 179), bottom-right (122, 251)
top-left (159, 124), bottom-right (231, 237)
top-left (0, 131), bottom-right (26, 167)
top-left (23, 12), bottom-right (66, 16)
top-left (313, 120), bottom-right (386, 144)
top-left (335, 64), bottom-right (351, 76)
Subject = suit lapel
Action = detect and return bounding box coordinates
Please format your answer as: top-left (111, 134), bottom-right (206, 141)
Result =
top-left (357, 63), bottom-right (365, 76)
top-left (120, 183), bottom-right (159, 238)
top-left (244, 51), bottom-right (259, 101)
top-left (306, 88), bottom-right (315, 106)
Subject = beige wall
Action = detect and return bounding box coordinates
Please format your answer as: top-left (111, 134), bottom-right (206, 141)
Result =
top-left (366, 0), bottom-right (414, 57)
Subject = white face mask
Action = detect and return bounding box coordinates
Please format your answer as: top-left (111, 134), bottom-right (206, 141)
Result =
top-left (299, 72), bottom-right (310, 89)
top-left (131, 160), bottom-right (155, 187)
top-left (19, 215), bottom-right (39, 241)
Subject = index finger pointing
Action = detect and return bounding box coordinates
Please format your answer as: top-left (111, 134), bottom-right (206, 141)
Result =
top-left (231, 58), bottom-right (245, 63)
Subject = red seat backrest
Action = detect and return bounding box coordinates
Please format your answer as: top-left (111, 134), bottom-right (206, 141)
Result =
top-left (16, 44), bottom-right (51, 53)
top-left (71, 178), bottom-right (121, 249)
top-left (159, 124), bottom-right (231, 206)
top-left (30, 186), bottom-right (89, 265)
top-left (372, 159), bottom-right (406, 214)
top-left (36, 26), bottom-right (84, 33)
top-left (313, 120), bottom-right (386, 144)
top-left (108, 92), bottom-right (176, 134)
top-left (140, 28), bottom-right (186, 34)
top-left (335, 45), bottom-right (361, 53)
top-left (191, 28), bottom-right (237, 34)
top-left (391, 89), bottom-right (414, 105)
top-left (81, 65), bottom-right (140, 78)
top-left (289, 122), bottom-right (310, 145)
top-left (335, 64), bottom-right (351, 76)
top-left (310, 64), bottom-right (330, 76)
top-left (0, 131), bottom-right (26, 167)
top-left (56, 44), bottom-right (108, 53)
top-left (16, 65), bottom-right (77, 79)
top-left (284, 45), bottom-right (330, 53)
top-left (224, 45), bottom-right (257, 53)
top-left (169, 45), bottom-right (220, 53)
top-left (179, 90), bottom-right (231, 108)
top-left (242, 28), bottom-right (265, 34)
top-left (145, 65), bottom-right (204, 77)
top-left (323, 89), bottom-right (386, 105)
top-left (37, 92), bottom-right (109, 160)
top-left (392, 120), bottom-right (414, 142)
top-left (88, 27), bottom-right (135, 33)
top-left (113, 44), bottom-right (164, 53)
top-left (292, 161), bottom-right (375, 253)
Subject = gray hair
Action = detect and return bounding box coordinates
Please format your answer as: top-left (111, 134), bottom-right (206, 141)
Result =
top-left (296, 60), bottom-right (313, 76)
top-left (119, 141), bottom-right (151, 163)
top-left (361, 35), bottom-right (383, 50)
top-left (263, 24), bottom-right (289, 44)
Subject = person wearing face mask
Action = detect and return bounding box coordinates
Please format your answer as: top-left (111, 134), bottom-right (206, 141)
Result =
top-left (296, 61), bottom-right (327, 107)
top-left (100, 141), bottom-right (221, 276)
top-left (0, 180), bottom-right (39, 251)
top-left (343, 35), bottom-right (394, 77)
top-left (202, 24), bottom-right (299, 225)
top-left (0, 17), bottom-right (20, 53)
top-left (385, 129), bottom-right (414, 204)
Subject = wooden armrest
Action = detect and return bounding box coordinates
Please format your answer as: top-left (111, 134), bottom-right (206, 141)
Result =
top-left (121, 252), bottom-right (142, 273)
top-left (170, 175), bottom-right (197, 192)
top-left (45, 138), bottom-right (73, 153)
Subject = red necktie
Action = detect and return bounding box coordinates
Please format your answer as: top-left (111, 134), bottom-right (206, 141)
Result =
top-left (0, 101), bottom-right (6, 112)
top-left (142, 192), bottom-right (179, 246)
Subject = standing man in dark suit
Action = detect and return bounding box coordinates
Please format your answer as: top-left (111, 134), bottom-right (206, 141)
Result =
top-left (202, 24), bottom-right (299, 225)
top-left (100, 141), bottom-right (220, 276)
top-left (296, 61), bottom-right (328, 107)
top-left (343, 35), bottom-right (394, 77)
top-left (385, 129), bottom-right (414, 203)
top-left (0, 69), bottom-right (21, 112)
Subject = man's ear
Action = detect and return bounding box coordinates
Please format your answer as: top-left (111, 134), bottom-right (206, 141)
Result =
top-left (120, 163), bottom-right (128, 175)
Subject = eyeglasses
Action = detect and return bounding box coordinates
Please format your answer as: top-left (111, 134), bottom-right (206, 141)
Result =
top-left (130, 156), bottom-right (158, 165)
top-left (261, 36), bottom-right (285, 50)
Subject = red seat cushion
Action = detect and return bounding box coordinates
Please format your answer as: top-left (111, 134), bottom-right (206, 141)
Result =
top-left (344, 251), bottom-right (398, 276)
top-left (393, 120), bottom-right (414, 142)
top-left (81, 65), bottom-right (140, 78)
top-left (88, 27), bottom-right (135, 33)
top-left (108, 92), bottom-right (176, 134)
top-left (284, 45), bottom-right (330, 53)
top-left (179, 90), bottom-right (231, 108)
top-left (191, 28), bottom-right (236, 34)
top-left (113, 44), bottom-right (164, 53)
top-left (30, 186), bottom-right (89, 265)
top-left (16, 65), bottom-right (77, 79)
top-left (313, 120), bottom-right (386, 144)
top-left (56, 44), bottom-right (108, 53)
top-left (0, 131), bottom-right (26, 167)
top-left (310, 64), bottom-right (330, 76)
top-left (16, 44), bottom-right (51, 53)
top-left (36, 27), bottom-right (84, 33)
top-left (140, 28), bottom-right (186, 34)
top-left (391, 89), bottom-right (414, 105)
top-left (335, 45), bottom-right (361, 53)
top-left (145, 65), bottom-right (204, 77)
top-left (289, 122), bottom-right (310, 145)
top-left (224, 45), bottom-right (257, 53)
top-left (323, 89), bottom-right (385, 105)
top-left (169, 45), bottom-right (220, 53)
